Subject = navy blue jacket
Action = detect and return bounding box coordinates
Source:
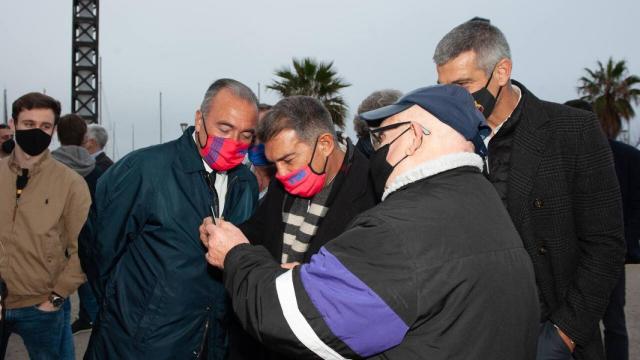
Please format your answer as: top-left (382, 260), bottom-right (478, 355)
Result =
top-left (610, 140), bottom-right (640, 260)
top-left (83, 127), bottom-right (258, 359)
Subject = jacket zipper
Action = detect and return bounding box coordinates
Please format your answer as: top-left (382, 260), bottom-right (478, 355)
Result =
top-left (197, 316), bottom-right (210, 359)
top-left (12, 201), bottom-right (18, 223)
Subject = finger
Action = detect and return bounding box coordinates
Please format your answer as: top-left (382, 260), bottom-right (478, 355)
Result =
top-left (205, 251), bottom-right (215, 266)
top-left (203, 216), bottom-right (213, 226)
top-left (205, 223), bottom-right (217, 235)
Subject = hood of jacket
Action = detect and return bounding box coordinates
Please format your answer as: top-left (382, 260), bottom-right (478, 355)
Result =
top-left (51, 145), bottom-right (96, 176)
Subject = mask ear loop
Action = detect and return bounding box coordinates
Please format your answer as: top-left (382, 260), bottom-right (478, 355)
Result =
top-left (485, 66), bottom-right (504, 101)
top-left (308, 136), bottom-right (330, 175)
top-left (197, 113), bottom-right (209, 149)
top-left (388, 126), bottom-right (412, 167)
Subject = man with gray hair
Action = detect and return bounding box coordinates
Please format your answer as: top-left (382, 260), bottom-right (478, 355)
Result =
top-left (434, 20), bottom-right (624, 360)
top-left (84, 124), bottom-right (113, 172)
top-left (204, 95), bottom-right (376, 359)
top-left (353, 89), bottom-right (403, 158)
top-left (83, 78), bottom-right (259, 359)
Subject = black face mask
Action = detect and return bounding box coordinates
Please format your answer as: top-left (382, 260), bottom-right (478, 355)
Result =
top-left (15, 129), bottom-right (52, 156)
top-left (472, 68), bottom-right (503, 119)
top-left (369, 127), bottom-right (411, 200)
top-left (1, 138), bottom-right (14, 154)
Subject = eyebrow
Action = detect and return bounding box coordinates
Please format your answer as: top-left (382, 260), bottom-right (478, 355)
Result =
top-left (218, 120), bottom-right (255, 134)
top-left (275, 151), bottom-right (295, 162)
top-left (450, 77), bottom-right (474, 85)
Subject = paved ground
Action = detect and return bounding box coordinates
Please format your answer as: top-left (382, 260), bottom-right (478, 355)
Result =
top-left (6, 264), bottom-right (640, 359)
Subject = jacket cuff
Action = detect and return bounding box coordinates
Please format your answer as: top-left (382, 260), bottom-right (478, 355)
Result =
top-left (224, 243), bottom-right (253, 272)
top-left (549, 309), bottom-right (593, 346)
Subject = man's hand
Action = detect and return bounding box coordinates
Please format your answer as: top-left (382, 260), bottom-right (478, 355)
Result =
top-left (37, 300), bottom-right (59, 312)
top-left (281, 262), bottom-right (300, 270)
top-left (205, 219), bottom-right (249, 269)
top-left (556, 327), bottom-right (576, 353)
top-left (199, 216), bottom-right (214, 248)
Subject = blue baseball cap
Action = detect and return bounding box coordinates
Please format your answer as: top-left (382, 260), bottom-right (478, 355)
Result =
top-left (359, 84), bottom-right (490, 156)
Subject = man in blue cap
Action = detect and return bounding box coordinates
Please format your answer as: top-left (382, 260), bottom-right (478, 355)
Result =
top-left (199, 84), bottom-right (540, 359)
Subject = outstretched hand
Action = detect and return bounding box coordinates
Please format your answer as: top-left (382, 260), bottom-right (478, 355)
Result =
top-left (204, 218), bottom-right (249, 269)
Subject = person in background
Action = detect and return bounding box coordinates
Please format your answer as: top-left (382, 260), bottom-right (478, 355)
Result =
top-left (0, 124), bottom-right (13, 159)
top-left (51, 114), bottom-right (103, 342)
top-left (0, 92), bottom-right (90, 359)
top-left (247, 103), bottom-right (276, 200)
top-left (434, 20), bottom-right (625, 359)
top-left (353, 89), bottom-right (403, 158)
top-left (83, 124), bottom-right (113, 173)
top-left (565, 99), bottom-right (639, 360)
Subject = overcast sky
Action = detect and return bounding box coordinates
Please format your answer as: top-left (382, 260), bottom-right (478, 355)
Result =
top-left (2, 0), bottom-right (639, 159)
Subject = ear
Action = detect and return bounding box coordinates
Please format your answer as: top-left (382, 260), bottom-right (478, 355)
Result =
top-left (405, 122), bottom-right (424, 156)
top-left (317, 133), bottom-right (335, 157)
top-left (495, 58), bottom-right (513, 87)
top-left (8, 118), bottom-right (15, 131)
top-left (194, 109), bottom-right (203, 133)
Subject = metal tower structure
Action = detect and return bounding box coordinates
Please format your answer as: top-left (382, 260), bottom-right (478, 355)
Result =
top-left (72, 0), bottom-right (99, 123)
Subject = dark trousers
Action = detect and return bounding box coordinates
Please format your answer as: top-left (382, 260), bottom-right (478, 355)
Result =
top-left (77, 282), bottom-right (98, 323)
top-left (602, 271), bottom-right (628, 360)
top-left (537, 321), bottom-right (573, 360)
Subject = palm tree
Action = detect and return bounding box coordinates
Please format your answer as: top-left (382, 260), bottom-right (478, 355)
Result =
top-left (578, 58), bottom-right (640, 139)
top-left (268, 58), bottom-right (351, 129)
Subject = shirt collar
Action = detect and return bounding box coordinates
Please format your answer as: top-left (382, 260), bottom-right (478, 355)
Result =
top-left (91, 149), bottom-right (104, 159)
top-left (382, 152), bottom-right (484, 201)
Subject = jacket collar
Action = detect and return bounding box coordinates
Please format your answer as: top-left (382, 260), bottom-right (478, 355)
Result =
top-left (382, 152), bottom-right (483, 201)
top-left (506, 80), bottom-right (552, 224)
top-left (9, 149), bottom-right (52, 176)
top-left (511, 80), bottom-right (551, 130)
top-left (175, 126), bottom-right (206, 174)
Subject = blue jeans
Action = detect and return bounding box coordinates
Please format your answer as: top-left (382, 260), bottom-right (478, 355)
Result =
top-left (0, 304), bottom-right (66, 360)
top-left (77, 281), bottom-right (98, 323)
top-left (60, 301), bottom-right (75, 360)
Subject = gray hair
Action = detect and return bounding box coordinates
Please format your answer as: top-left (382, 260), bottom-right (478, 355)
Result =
top-left (354, 89), bottom-right (403, 138)
top-left (257, 96), bottom-right (335, 144)
top-left (87, 124), bottom-right (109, 149)
top-left (433, 20), bottom-right (511, 76)
top-left (200, 78), bottom-right (258, 118)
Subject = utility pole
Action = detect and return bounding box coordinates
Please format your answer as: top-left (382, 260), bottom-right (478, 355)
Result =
top-left (257, 82), bottom-right (261, 102)
top-left (131, 123), bottom-right (135, 151)
top-left (3, 89), bottom-right (7, 124)
top-left (159, 91), bottom-right (163, 143)
top-left (98, 56), bottom-right (102, 124)
top-left (71, 0), bottom-right (100, 123)
top-left (112, 122), bottom-right (116, 160)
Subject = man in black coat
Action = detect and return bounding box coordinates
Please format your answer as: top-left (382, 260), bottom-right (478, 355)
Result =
top-left (84, 124), bottom-right (114, 173)
top-left (201, 85), bottom-right (539, 359)
top-left (208, 96), bottom-right (376, 359)
top-left (565, 99), bottom-right (640, 360)
top-left (434, 21), bottom-right (625, 360)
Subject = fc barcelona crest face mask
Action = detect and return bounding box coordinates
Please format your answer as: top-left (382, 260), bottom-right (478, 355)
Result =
top-left (275, 137), bottom-right (328, 198)
top-left (197, 115), bottom-right (249, 171)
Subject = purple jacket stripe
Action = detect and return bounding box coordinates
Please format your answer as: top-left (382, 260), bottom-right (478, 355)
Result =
top-left (299, 247), bottom-right (409, 357)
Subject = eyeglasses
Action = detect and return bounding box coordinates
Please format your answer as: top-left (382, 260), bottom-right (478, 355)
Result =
top-left (369, 121), bottom-right (430, 150)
